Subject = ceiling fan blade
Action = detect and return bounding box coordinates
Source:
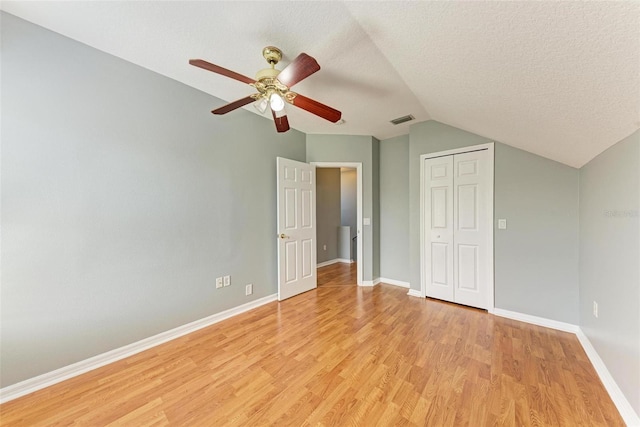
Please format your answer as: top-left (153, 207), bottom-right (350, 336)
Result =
top-left (272, 109), bottom-right (290, 133)
top-left (292, 94), bottom-right (342, 123)
top-left (189, 59), bottom-right (256, 85)
top-left (276, 53), bottom-right (320, 88)
top-left (212, 96), bottom-right (255, 115)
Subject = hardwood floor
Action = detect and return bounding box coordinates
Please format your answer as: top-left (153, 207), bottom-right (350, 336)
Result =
top-left (0, 263), bottom-right (623, 426)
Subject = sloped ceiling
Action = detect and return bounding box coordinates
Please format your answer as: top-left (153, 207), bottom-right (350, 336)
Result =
top-left (2, 1), bottom-right (638, 168)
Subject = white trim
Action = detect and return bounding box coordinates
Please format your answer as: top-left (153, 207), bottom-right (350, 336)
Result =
top-left (0, 294), bottom-right (278, 404)
top-left (576, 330), bottom-right (640, 426)
top-left (311, 162), bottom-right (363, 286)
top-left (361, 278), bottom-right (380, 287)
top-left (419, 142), bottom-right (495, 309)
top-left (407, 289), bottom-right (423, 298)
top-left (316, 258), bottom-right (353, 268)
top-left (491, 308), bottom-right (579, 333)
top-left (379, 278), bottom-right (410, 288)
top-left (418, 152), bottom-right (427, 298)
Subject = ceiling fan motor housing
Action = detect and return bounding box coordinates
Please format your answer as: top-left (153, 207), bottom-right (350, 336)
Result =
top-left (256, 67), bottom-right (280, 81)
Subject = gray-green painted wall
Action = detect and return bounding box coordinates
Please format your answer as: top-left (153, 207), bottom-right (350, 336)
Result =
top-left (380, 135), bottom-right (410, 282)
top-left (306, 134), bottom-right (379, 282)
top-left (579, 130), bottom-right (640, 415)
top-left (316, 168), bottom-right (341, 263)
top-left (408, 121), bottom-right (580, 324)
top-left (1, 13), bottom-right (306, 387)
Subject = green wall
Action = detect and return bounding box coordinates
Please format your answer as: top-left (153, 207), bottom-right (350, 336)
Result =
top-left (1, 13), bottom-right (306, 387)
top-left (579, 130), bottom-right (640, 415)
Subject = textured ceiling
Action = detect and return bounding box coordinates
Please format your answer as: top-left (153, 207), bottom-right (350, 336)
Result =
top-left (2, 1), bottom-right (639, 168)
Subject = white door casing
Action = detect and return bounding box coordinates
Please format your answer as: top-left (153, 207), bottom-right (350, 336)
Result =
top-left (277, 157), bottom-right (317, 301)
top-left (421, 144), bottom-right (494, 311)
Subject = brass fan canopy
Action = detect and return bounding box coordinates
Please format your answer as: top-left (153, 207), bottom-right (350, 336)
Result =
top-left (262, 46), bottom-right (282, 66)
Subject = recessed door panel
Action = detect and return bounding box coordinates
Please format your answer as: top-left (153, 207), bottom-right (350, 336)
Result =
top-left (302, 239), bottom-right (313, 278)
top-left (457, 160), bottom-right (477, 177)
top-left (457, 244), bottom-right (478, 291)
top-left (431, 243), bottom-right (449, 286)
top-left (301, 189), bottom-right (312, 229)
top-left (457, 184), bottom-right (477, 231)
top-left (284, 188), bottom-right (297, 230)
top-left (284, 166), bottom-right (297, 182)
top-left (285, 241), bottom-right (298, 283)
top-left (301, 169), bottom-right (313, 184)
top-left (431, 164), bottom-right (448, 179)
top-left (431, 187), bottom-right (449, 229)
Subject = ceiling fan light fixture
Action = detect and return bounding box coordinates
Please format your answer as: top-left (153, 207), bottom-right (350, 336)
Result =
top-left (270, 93), bottom-right (285, 112)
top-left (253, 97), bottom-right (268, 114)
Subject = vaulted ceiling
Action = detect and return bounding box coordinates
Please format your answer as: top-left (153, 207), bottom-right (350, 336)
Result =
top-left (2, 1), bottom-right (639, 168)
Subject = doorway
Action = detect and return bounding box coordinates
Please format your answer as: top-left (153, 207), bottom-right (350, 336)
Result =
top-left (311, 162), bottom-right (363, 286)
top-left (420, 143), bottom-right (494, 310)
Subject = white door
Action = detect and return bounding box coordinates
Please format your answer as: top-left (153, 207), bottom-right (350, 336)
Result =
top-left (423, 149), bottom-right (491, 309)
top-left (452, 150), bottom-right (489, 309)
top-left (424, 156), bottom-right (455, 302)
top-left (277, 157), bottom-right (316, 300)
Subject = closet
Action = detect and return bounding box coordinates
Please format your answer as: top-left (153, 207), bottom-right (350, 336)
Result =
top-left (423, 146), bottom-right (493, 310)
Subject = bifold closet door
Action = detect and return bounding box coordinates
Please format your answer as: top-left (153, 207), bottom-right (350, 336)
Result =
top-left (424, 149), bottom-right (490, 309)
top-left (452, 150), bottom-right (489, 309)
top-left (424, 156), bottom-right (455, 302)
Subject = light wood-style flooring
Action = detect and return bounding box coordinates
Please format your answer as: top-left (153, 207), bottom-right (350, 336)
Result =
top-left (0, 263), bottom-right (623, 426)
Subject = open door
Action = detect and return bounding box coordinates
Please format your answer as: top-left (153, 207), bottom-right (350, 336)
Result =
top-left (277, 157), bottom-right (317, 300)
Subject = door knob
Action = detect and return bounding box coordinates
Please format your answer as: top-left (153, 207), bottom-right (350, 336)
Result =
top-left (279, 233), bottom-right (288, 239)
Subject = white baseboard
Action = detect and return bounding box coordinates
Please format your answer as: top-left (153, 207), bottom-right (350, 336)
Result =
top-left (0, 294), bottom-right (278, 404)
top-left (407, 289), bottom-right (423, 298)
top-left (575, 329), bottom-right (640, 426)
top-left (491, 308), bottom-right (639, 426)
top-left (360, 278), bottom-right (380, 287)
top-left (379, 278), bottom-right (410, 288)
top-left (317, 258), bottom-right (353, 268)
top-left (491, 308), bottom-right (579, 333)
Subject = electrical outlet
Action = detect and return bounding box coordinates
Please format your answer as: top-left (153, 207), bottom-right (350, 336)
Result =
top-left (215, 277), bottom-right (223, 289)
top-left (323, 245), bottom-right (327, 251)
top-left (245, 284), bottom-right (253, 296)
top-left (498, 219), bottom-right (507, 230)
top-left (223, 275), bottom-right (231, 287)
top-left (593, 301), bottom-right (598, 318)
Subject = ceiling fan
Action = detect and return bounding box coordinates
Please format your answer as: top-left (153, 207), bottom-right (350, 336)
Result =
top-left (189, 46), bottom-right (342, 133)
